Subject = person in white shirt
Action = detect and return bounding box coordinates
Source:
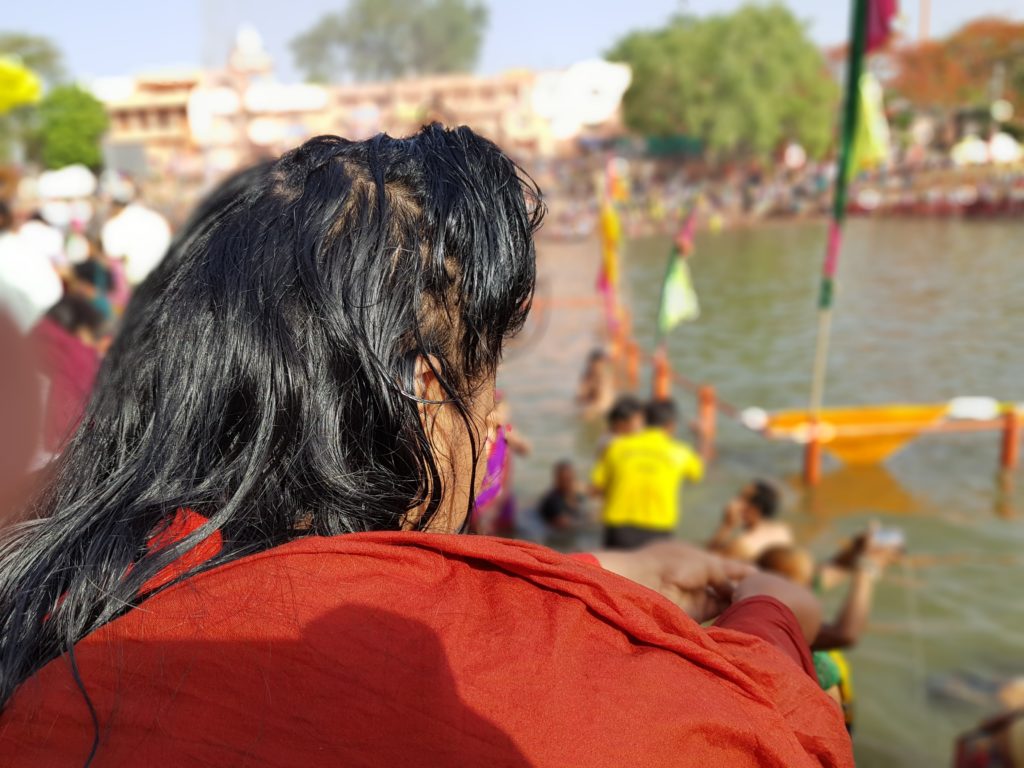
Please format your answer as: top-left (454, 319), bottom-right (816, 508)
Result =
top-left (100, 193), bottom-right (171, 287)
top-left (18, 213), bottom-right (67, 273)
top-left (0, 202), bottom-right (63, 333)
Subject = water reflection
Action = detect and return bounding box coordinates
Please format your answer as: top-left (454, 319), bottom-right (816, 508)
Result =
top-left (790, 464), bottom-right (920, 538)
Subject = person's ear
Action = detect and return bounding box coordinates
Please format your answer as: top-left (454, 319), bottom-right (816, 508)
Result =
top-left (412, 354), bottom-right (444, 404)
top-left (413, 355), bottom-right (451, 446)
top-left (482, 396), bottom-right (502, 450)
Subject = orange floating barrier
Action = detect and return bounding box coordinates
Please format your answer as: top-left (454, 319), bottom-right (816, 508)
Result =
top-left (1002, 409), bottom-right (1021, 471)
top-left (767, 404), bottom-right (950, 465)
top-left (697, 385), bottom-right (717, 462)
top-left (652, 351), bottom-right (671, 400)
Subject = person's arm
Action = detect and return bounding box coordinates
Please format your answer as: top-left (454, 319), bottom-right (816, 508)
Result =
top-left (504, 427), bottom-right (532, 457)
top-left (813, 547), bottom-right (896, 651)
top-left (707, 501), bottom-right (741, 553)
top-left (590, 451), bottom-right (610, 498)
top-left (814, 562), bottom-right (850, 592)
top-left (576, 372), bottom-right (595, 404)
top-left (592, 540), bottom-right (754, 623)
top-left (713, 573), bottom-right (823, 679)
top-left (727, 571), bottom-right (822, 645)
top-left (816, 525), bottom-right (874, 591)
top-left (684, 449), bottom-right (704, 484)
top-left (812, 564), bottom-right (878, 650)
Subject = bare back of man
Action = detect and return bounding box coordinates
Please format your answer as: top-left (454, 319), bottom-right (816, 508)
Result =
top-left (728, 521), bottom-right (794, 562)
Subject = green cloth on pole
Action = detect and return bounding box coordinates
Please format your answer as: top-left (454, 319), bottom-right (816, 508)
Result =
top-left (658, 254), bottom-right (700, 335)
top-left (847, 72), bottom-right (890, 179)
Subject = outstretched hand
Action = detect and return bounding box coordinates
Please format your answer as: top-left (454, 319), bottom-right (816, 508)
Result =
top-left (594, 541), bottom-right (755, 623)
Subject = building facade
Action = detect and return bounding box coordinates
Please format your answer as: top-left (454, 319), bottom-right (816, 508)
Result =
top-left (97, 28), bottom-right (627, 206)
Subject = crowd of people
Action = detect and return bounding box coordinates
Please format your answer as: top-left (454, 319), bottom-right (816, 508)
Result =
top-left (542, 148), bottom-right (1024, 242)
top-left (536, 374), bottom-right (900, 737)
top-left (0, 179), bottom-right (171, 469)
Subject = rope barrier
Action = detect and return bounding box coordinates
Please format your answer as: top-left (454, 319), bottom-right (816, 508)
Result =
top-left (578, 287), bottom-right (1020, 482)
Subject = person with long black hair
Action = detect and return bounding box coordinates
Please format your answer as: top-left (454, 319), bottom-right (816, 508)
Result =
top-left (0, 126), bottom-right (851, 767)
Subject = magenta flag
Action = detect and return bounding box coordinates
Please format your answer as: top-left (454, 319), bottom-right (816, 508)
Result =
top-left (866, 0), bottom-right (898, 52)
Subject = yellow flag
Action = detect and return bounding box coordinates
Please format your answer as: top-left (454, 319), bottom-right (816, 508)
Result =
top-left (0, 58), bottom-right (42, 114)
top-left (597, 201), bottom-right (620, 289)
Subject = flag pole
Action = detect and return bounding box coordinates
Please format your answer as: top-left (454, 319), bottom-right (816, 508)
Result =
top-left (808, 0), bottom-right (869, 416)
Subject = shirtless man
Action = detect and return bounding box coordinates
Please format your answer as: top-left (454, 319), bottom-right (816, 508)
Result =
top-left (708, 480), bottom-right (792, 562)
top-left (576, 349), bottom-right (615, 418)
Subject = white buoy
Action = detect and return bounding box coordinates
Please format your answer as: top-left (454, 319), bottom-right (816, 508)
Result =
top-left (947, 397), bottom-right (1000, 421)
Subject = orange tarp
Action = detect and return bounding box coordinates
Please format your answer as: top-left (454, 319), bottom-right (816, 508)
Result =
top-left (767, 404), bottom-right (949, 464)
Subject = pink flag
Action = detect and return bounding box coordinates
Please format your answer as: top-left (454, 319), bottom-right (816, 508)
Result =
top-left (866, 0), bottom-right (898, 52)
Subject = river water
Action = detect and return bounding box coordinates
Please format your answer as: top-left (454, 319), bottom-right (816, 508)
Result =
top-left (498, 217), bottom-right (1024, 766)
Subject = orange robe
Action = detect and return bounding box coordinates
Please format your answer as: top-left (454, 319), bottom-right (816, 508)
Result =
top-left (0, 532), bottom-right (852, 767)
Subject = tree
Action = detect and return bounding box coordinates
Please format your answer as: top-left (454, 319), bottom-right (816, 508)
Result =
top-left (606, 4), bottom-right (839, 159)
top-left (0, 32), bottom-right (65, 161)
top-left (291, 0), bottom-right (488, 83)
top-left (890, 18), bottom-right (1024, 113)
top-left (34, 85), bottom-right (108, 170)
top-left (0, 32), bottom-right (64, 86)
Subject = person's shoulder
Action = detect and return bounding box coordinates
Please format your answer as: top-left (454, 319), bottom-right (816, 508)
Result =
top-left (767, 521), bottom-right (795, 542)
top-left (728, 534), bottom-right (759, 562)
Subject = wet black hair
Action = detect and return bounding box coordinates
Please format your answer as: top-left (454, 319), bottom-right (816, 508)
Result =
top-left (0, 125), bottom-right (543, 713)
top-left (746, 479), bottom-right (779, 519)
top-left (644, 398), bottom-right (678, 429)
top-left (608, 394), bottom-right (643, 428)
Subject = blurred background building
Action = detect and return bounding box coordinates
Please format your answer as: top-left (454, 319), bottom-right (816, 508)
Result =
top-left (95, 27), bottom-right (630, 207)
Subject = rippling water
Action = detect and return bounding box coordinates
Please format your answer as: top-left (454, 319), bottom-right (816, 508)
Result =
top-left (499, 217), bottom-right (1024, 766)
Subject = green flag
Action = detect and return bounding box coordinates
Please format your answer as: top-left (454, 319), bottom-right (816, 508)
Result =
top-left (846, 72), bottom-right (890, 178)
top-left (658, 254), bottom-right (700, 335)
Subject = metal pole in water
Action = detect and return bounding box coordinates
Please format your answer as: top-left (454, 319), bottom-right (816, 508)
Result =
top-left (697, 385), bottom-right (717, 462)
top-left (1000, 408), bottom-right (1020, 471)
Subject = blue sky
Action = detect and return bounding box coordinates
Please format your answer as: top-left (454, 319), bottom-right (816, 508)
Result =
top-left (5, 0), bottom-right (1020, 82)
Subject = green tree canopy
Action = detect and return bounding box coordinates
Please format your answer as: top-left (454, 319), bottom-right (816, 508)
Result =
top-left (607, 3), bottom-right (839, 159)
top-left (890, 17), bottom-right (1024, 114)
top-left (291, 0), bottom-right (488, 83)
top-left (35, 85), bottom-right (108, 170)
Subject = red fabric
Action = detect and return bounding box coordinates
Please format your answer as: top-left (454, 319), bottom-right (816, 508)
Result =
top-left (29, 317), bottom-right (99, 454)
top-left (0, 533), bottom-right (852, 767)
top-left (568, 551), bottom-right (600, 567)
top-left (716, 595), bottom-right (816, 679)
top-left (142, 509), bottom-right (224, 593)
top-left (866, 0), bottom-right (898, 52)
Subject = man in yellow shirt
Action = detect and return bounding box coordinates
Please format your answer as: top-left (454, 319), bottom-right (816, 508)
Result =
top-left (592, 399), bottom-right (704, 550)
